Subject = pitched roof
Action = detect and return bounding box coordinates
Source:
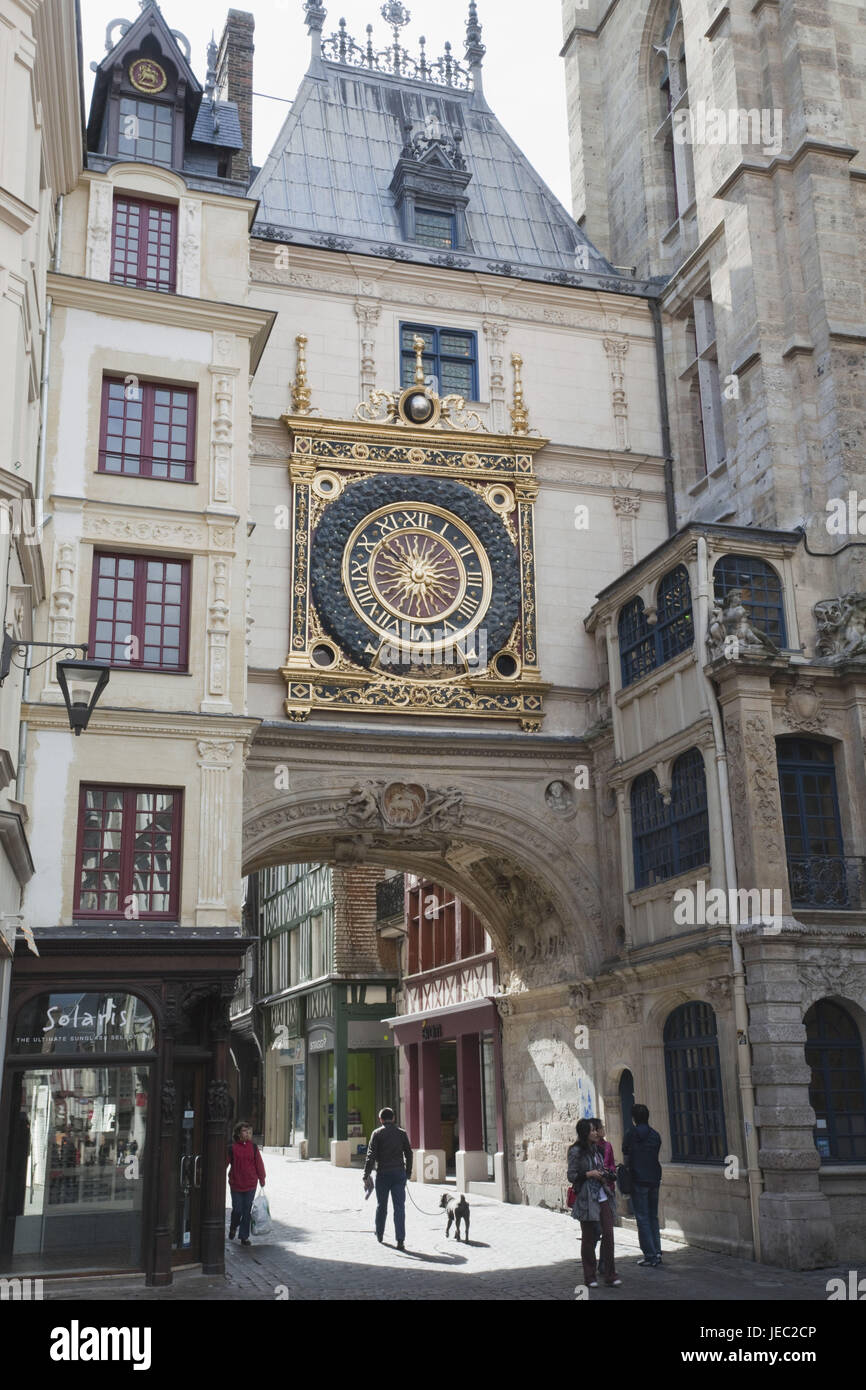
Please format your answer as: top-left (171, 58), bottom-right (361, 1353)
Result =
top-left (250, 11), bottom-right (646, 289)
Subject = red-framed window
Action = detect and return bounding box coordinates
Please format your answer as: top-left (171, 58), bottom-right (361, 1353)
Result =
top-left (110, 195), bottom-right (177, 293)
top-left (99, 377), bottom-right (196, 482)
top-left (90, 552), bottom-right (190, 671)
top-left (406, 879), bottom-right (489, 975)
top-left (74, 784), bottom-right (183, 919)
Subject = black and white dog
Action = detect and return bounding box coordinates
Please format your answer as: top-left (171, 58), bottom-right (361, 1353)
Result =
top-left (440, 1192), bottom-right (471, 1242)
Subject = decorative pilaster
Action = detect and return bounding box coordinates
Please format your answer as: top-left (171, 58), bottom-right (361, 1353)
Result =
top-left (202, 558), bottom-right (232, 714)
top-left (482, 318), bottom-right (509, 432)
top-left (208, 363), bottom-right (236, 508)
top-left (85, 180), bottom-right (113, 281)
top-left (613, 492), bottom-right (640, 570)
top-left (287, 458), bottom-right (315, 665)
top-left (515, 472), bottom-right (539, 671)
top-left (717, 671), bottom-right (790, 912)
top-left (45, 540), bottom-right (77, 695)
top-left (354, 301), bottom-right (381, 396)
top-left (603, 337), bottom-right (630, 452)
top-left (177, 198), bottom-right (202, 297)
top-left (195, 740), bottom-right (235, 924)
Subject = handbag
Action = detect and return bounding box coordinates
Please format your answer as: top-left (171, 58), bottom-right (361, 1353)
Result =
top-left (616, 1163), bottom-right (632, 1197)
top-left (250, 1190), bottom-right (272, 1236)
top-left (566, 1184), bottom-right (576, 1208)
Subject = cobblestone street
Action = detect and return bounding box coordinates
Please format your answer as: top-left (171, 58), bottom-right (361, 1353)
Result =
top-left (46, 1153), bottom-right (850, 1303)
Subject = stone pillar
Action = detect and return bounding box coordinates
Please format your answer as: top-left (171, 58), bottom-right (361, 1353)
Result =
top-left (715, 668), bottom-right (791, 912)
top-left (195, 741), bottom-right (235, 924)
top-left (743, 934), bottom-right (835, 1268)
top-left (354, 300), bottom-right (380, 396)
top-left (482, 319), bottom-right (509, 432)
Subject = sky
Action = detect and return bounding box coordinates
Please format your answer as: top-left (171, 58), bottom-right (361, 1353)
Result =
top-left (80, 0), bottom-right (576, 211)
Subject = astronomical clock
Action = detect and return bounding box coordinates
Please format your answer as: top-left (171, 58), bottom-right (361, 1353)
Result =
top-left (281, 336), bottom-right (548, 730)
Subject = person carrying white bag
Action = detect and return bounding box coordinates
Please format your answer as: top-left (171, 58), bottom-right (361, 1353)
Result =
top-left (227, 1121), bottom-right (266, 1246)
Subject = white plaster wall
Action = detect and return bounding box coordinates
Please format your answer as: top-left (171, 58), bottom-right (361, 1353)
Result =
top-left (23, 727), bottom-right (75, 928)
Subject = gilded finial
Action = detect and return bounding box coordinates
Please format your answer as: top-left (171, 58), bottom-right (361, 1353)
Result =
top-left (510, 353), bottom-right (530, 436)
top-left (413, 334), bottom-right (427, 386)
top-left (292, 334), bottom-right (314, 415)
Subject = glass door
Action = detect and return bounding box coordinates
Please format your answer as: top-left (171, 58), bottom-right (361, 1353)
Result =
top-left (170, 1065), bottom-right (204, 1265)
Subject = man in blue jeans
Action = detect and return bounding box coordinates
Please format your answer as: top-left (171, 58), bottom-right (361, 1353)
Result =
top-left (621, 1103), bottom-right (663, 1267)
top-left (363, 1107), bottom-right (413, 1250)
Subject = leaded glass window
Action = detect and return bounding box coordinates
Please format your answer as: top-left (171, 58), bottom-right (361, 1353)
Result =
top-left (805, 1000), bottom-right (866, 1163)
top-left (400, 323), bottom-right (478, 398)
top-left (664, 1002), bottom-right (727, 1162)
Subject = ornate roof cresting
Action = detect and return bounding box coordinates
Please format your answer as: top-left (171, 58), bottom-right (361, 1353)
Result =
top-left (320, 5), bottom-right (473, 89)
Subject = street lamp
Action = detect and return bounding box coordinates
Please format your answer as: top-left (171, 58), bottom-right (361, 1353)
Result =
top-left (0, 634), bottom-right (110, 735)
top-left (55, 658), bottom-right (111, 736)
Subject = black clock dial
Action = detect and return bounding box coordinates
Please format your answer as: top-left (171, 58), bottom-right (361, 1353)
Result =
top-left (310, 475), bottom-right (521, 675)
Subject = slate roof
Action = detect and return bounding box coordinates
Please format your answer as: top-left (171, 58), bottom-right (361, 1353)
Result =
top-left (191, 98), bottom-right (245, 151)
top-left (250, 47), bottom-right (651, 290)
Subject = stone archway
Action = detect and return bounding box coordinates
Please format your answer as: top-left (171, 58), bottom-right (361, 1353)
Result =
top-left (243, 722), bottom-right (606, 988)
top-left (242, 722), bottom-right (610, 1206)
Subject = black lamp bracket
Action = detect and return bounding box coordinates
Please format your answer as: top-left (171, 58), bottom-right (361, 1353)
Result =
top-left (0, 632), bottom-right (89, 685)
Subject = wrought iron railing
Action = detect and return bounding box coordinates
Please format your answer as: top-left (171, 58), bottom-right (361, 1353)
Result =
top-left (376, 873), bottom-right (405, 923)
top-left (787, 855), bottom-right (866, 910)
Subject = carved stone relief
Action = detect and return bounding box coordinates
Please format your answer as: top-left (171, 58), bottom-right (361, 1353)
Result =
top-left (814, 593), bottom-right (866, 661)
top-left (177, 198), bottom-right (202, 297)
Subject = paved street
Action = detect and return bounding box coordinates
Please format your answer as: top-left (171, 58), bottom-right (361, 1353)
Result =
top-left (46, 1152), bottom-right (851, 1302)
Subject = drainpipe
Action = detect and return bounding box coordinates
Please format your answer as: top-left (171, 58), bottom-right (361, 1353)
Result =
top-left (601, 620), bottom-right (635, 950)
top-left (649, 299), bottom-right (677, 536)
top-left (695, 534), bottom-right (763, 1261)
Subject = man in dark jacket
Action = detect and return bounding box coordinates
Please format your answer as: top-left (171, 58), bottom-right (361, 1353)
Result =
top-left (363, 1108), bottom-right (413, 1250)
top-left (621, 1103), bottom-right (663, 1267)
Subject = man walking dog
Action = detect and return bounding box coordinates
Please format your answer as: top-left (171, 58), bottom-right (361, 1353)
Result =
top-left (363, 1107), bottom-right (413, 1250)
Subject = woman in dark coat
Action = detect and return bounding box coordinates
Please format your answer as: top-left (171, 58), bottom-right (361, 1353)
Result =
top-left (567, 1117), bottom-right (621, 1287)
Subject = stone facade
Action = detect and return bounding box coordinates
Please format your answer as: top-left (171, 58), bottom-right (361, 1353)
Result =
top-left (564, 0), bottom-right (866, 1268)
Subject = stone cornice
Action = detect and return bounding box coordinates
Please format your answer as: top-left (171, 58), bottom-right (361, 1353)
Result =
top-left (713, 140), bottom-right (860, 201)
top-left (0, 185), bottom-right (38, 235)
top-left (250, 242), bottom-right (658, 330)
top-left (46, 273), bottom-right (276, 370)
top-left (0, 811), bottom-right (35, 884)
top-left (22, 704), bottom-right (261, 746)
top-left (250, 720), bottom-right (588, 762)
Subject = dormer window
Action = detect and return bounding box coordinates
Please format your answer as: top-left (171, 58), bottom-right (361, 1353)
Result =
top-left (414, 209), bottom-right (456, 249)
top-left (118, 97), bottom-right (174, 166)
top-left (390, 118), bottom-right (473, 252)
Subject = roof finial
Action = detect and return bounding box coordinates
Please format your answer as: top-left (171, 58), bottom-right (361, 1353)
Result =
top-left (304, 1), bottom-right (328, 70)
top-left (205, 31), bottom-right (218, 97)
top-left (465, 2), bottom-right (485, 95)
top-left (510, 353), bottom-right (530, 436)
top-left (292, 335), bottom-right (314, 415)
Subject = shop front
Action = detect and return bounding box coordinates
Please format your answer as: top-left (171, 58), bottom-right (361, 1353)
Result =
top-left (388, 998), bottom-right (506, 1199)
top-left (0, 928), bottom-right (246, 1285)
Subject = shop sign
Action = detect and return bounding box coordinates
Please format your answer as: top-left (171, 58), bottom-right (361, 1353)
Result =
top-left (421, 1023), bottom-right (443, 1041)
top-left (12, 992), bottom-right (156, 1054)
top-left (308, 1031), bottom-right (333, 1053)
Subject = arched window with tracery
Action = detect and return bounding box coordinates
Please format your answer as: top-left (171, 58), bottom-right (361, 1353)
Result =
top-left (653, 1), bottom-right (694, 227)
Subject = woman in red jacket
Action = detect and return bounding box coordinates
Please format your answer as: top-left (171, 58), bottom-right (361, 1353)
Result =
top-left (227, 1121), bottom-right (266, 1245)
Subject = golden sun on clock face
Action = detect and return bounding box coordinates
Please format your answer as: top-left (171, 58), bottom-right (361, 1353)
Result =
top-left (344, 503), bottom-right (493, 648)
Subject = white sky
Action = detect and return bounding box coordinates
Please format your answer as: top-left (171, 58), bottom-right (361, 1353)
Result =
top-left (80, 0), bottom-right (575, 211)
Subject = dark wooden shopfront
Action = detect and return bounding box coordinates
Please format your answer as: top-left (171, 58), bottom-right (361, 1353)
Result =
top-left (0, 926), bottom-right (246, 1286)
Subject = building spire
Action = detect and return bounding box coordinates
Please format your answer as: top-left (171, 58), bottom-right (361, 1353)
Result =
top-left (464, 2), bottom-right (485, 96)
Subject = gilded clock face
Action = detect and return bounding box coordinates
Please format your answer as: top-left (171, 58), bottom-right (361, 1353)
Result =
top-left (310, 475), bottom-right (521, 675)
top-left (345, 504), bottom-right (492, 646)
